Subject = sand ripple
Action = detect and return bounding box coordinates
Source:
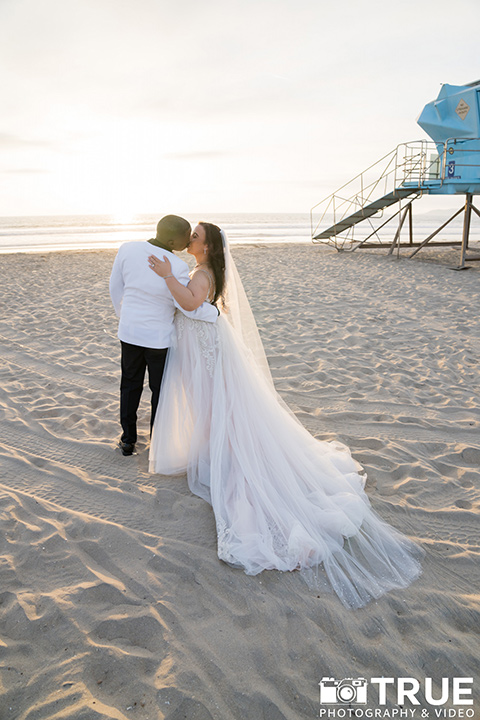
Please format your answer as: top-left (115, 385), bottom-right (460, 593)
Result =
top-left (0, 247), bottom-right (479, 717)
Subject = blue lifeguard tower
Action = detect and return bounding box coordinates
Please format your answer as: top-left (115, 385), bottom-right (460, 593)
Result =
top-left (311, 81), bottom-right (480, 268)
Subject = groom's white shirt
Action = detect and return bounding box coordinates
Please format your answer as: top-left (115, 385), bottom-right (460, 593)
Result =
top-left (109, 241), bottom-right (217, 349)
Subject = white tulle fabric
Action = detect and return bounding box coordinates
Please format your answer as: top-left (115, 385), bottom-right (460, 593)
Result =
top-left (149, 235), bottom-right (423, 609)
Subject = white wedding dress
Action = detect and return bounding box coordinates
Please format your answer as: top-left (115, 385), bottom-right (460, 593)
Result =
top-left (149, 236), bottom-right (423, 609)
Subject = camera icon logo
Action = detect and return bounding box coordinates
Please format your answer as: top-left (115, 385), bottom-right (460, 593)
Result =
top-left (319, 677), bottom-right (368, 705)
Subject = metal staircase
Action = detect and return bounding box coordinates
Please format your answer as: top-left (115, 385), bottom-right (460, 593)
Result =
top-left (312, 188), bottom-right (421, 241)
top-left (310, 141), bottom-right (440, 250)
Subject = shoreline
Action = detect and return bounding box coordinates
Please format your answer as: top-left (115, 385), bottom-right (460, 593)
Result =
top-left (1, 237), bottom-right (479, 268)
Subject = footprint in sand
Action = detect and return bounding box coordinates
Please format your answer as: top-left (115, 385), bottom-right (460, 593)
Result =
top-left (454, 499), bottom-right (473, 510)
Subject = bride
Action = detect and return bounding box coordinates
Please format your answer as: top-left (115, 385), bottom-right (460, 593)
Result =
top-left (148, 222), bottom-right (423, 609)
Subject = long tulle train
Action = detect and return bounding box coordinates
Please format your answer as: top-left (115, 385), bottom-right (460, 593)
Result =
top-left (150, 313), bottom-right (423, 608)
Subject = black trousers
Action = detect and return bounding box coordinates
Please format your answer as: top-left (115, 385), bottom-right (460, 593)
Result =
top-left (120, 341), bottom-right (168, 445)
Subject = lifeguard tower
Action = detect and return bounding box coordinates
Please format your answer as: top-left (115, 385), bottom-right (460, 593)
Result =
top-left (310, 81), bottom-right (480, 268)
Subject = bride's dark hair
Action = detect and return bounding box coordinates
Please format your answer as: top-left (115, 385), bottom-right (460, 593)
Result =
top-left (199, 222), bottom-right (225, 307)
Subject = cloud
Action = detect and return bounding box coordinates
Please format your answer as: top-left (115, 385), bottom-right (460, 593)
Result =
top-left (2, 168), bottom-right (50, 174)
top-left (0, 133), bottom-right (51, 148)
top-left (162, 150), bottom-right (228, 161)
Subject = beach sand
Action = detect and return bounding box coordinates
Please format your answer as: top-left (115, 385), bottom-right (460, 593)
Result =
top-left (0, 244), bottom-right (479, 718)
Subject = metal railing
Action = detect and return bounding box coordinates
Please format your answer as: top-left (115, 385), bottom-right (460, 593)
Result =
top-left (396, 140), bottom-right (442, 186)
top-left (310, 141), bottom-right (441, 248)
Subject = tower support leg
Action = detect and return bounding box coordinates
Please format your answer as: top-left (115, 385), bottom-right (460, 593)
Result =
top-left (388, 203), bottom-right (411, 255)
top-left (409, 206), bottom-right (464, 258)
top-left (457, 194), bottom-right (473, 269)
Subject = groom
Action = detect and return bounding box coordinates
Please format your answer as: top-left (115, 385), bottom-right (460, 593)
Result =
top-left (109, 214), bottom-right (218, 455)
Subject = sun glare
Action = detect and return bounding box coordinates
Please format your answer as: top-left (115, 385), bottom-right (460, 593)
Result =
top-left (111, 210), bottom-right (138, 225)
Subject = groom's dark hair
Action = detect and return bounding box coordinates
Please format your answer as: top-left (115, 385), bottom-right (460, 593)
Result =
top-left (156, 215), bottom-right (191, 243)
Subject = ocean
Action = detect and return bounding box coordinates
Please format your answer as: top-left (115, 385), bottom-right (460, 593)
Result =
top-left (0, 211), bottom-right (479, 254)
top-left (0, 213), bottom-right (312, 254)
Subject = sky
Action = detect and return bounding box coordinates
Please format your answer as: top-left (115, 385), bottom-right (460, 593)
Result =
top-left (1, 0), bottom-right (479, 218)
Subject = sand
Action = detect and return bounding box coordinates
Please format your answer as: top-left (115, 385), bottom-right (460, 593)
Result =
top-left (0, 243), bottom-right (479, 719)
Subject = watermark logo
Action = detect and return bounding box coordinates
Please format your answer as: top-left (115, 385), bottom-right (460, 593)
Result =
top-left (319, 678), bottom-right (368, 705)
top-left (318, 676), bottom-right (475, 718)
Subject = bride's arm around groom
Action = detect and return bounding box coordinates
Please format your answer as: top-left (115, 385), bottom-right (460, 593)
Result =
top-left (108, 215), bottom-right (217, 455)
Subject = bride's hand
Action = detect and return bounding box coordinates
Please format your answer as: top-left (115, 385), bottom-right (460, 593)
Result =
top-left (149, 254), bottom-right (172, 278)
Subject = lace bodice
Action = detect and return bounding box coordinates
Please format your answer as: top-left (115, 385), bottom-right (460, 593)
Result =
top-left (175, 310), bottom-right (220, 377)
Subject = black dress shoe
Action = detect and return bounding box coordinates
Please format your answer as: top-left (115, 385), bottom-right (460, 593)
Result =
top-left (118, 440), bottom-right (135, 456)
